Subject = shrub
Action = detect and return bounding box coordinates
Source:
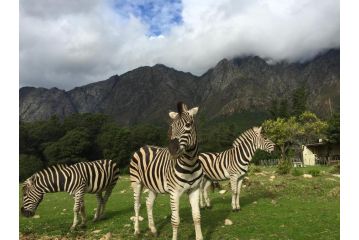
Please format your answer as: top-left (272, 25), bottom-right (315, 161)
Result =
top-left (308, 168), bottom-right (320, 177)
top-left (291, 168), bottom-right (304, 176)
top-left (19, 154), bottom-right (44, 181)
top-left (329, 164), bottom-right (340, 174)
top-left (276, 159), bottom-right (292, 175)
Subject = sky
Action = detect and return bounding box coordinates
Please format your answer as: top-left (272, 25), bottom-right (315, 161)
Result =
top-left (20, 0), bottom-right (340, 90)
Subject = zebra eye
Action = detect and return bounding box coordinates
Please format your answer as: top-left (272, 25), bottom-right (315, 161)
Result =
top-left (185, 122), bottom-right (191, 128)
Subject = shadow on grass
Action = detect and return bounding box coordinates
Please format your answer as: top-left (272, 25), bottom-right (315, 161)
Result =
top-left (201, 189), bottom-right (277, 239)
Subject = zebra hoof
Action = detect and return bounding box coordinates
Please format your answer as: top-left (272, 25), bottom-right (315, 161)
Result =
top-left (151, 231), bottom-right (158, 237)
top-left (206, 205), bottom-right (212, 209)
top-left (134, 230), bottom-right (141, 237)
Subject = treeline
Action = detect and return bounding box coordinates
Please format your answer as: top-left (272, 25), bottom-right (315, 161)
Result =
top-left (19, 111), bottom-right (275, 181)
top-left (19, 114), bottom-right (167, 181)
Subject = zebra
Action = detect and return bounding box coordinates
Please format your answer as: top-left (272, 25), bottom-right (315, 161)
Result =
top-left (129, 102), bottom-right (203, 240)
top-left (21, 159), bottom-right (120, 230)
top-left (198, 127), bottom-right (275, 211)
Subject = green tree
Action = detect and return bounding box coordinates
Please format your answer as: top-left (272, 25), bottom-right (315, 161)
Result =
top-left (19, 154), bottom-right (44, 181)
top-left (326, 113), bottom-right (340, 144)
top-left (129, 124), bottom-right (165, 150)
top-left (292, 85), bottom-right (309, 116)
top-left (97, 124), bottom-right (132, 168)
top-left (21, 116), bottom-right (65, 156)
top-left (44, 128), bottom-right (92, 164)
top-left (263, 117), bottom-right (302, 160)
top-left (269, 98), bottom-right (290, 119)
top-left (297, 111), bottom-right (328, 144)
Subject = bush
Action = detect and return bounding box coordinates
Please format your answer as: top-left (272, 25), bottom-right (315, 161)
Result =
top-left (276, 159), bottom-right (292, 175)
top-left (291, 168), bottom-right (304, 176)
top-left (44, 128), bottom-right (92, 164)
top-left (19, 154), bottom-right (44, 181)
top-left (329, 164), bottom-right (340, 174)
top-left (308, 168), bottom-right (320, 177)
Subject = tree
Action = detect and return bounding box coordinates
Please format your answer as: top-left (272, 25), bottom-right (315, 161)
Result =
top-left (263, 117), bottom-right (301, 160)
top-left (326, 113), bottom-right (340, 144)
top-left (269, 98), bottom-right (290, 119)
top-left (21, 116), bottom-right (65, 156)
top-left (44, 128), bottom-right (92, 164)
top-left (297, 111), bottom-right (328, 144)
top-left (291, 85), bottom-right (309, 116)
top-left (96, 124), bottom-right (132, 168)
top-left (263, 111), bottom-right (328, 160)
top-left (19, 154), bottom-right (44, 181)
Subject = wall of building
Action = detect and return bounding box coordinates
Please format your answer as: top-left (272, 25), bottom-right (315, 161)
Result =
top-left (302, 145), bottom-right (316, 166)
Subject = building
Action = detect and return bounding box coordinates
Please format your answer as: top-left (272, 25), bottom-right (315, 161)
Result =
top-left (302, 140), bottom-right (340, 166)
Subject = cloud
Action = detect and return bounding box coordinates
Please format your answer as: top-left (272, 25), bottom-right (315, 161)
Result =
top-left (20, 0), bottom-right (340, 90)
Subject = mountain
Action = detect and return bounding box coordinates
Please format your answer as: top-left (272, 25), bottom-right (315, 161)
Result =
top-left (19, 49), bottom-right (340, 124)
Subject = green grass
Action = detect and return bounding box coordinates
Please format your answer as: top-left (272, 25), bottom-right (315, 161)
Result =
top-left (19, 166), bottom-right (340, 240)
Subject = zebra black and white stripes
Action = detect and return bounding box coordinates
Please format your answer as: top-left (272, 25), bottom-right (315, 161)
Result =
top-left (21, 159), bottom-right (120, 229)
top-left (130, 102), bottom-right (203, 240)
top-left (199, 127), bottom-right (275, 211)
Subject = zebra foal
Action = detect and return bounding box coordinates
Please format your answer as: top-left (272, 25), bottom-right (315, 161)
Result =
top-left (21, 159), bottom-right (120, 229)
top-left (130, 102), bottom-right (203, 240)
top-left (199, 127), bottom-right (275, 211)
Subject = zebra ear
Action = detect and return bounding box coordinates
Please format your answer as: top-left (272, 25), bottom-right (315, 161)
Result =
top-left (169, 111), bottom-right (178, 119)
top-left (188, 107), bottom-right (199, 116)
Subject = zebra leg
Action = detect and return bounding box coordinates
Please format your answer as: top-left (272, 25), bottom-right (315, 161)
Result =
top-left (199, 178), bottom-right (205, 209)
top-left (79, 204), bottom-right (87, 228)
top-left (146, 190), bottom-right (158, 236)
top-left (71, 191), bottom-right (85, 230)
top-left (99, 184), bottom-right (116, 219)
top-left (230, 175), bottom-right (239, 212)
top-left (132, 181), bottom-right (143, 236)
top-left (93, 192), bottom-right (103, 222)
top-left (235, 178), bottom-right (243, 211)
top-left (170, 192), bottom-right (181, 240)
top-left (188, 188), bottom-right (203, 240)
top-left (203, 179), bottom-right (212, 209)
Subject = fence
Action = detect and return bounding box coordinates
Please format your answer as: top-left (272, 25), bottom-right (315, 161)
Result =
top-left (258, 158), bottom-right (303, 167)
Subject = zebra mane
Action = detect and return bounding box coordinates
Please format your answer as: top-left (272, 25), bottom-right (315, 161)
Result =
top-left (232, 127), bottom-right (258, 148)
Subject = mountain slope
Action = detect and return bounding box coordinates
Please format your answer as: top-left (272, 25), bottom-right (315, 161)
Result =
top-left (19, 49), bottom-right (340, 124)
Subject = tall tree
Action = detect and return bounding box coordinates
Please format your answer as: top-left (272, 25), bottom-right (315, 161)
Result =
top-left (291, 85), bottom-right (309, 116)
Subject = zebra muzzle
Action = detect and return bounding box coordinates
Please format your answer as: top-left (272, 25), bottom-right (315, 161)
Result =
top-left (168, 138), bottom-right (180, 156)
top-left (21, 207), bottom-right (35, 218)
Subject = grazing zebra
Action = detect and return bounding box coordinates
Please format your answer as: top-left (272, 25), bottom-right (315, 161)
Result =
top-left (130, 102), bottom-right (203, 240)
top-left (21, 159), bottom-right (120, 229)
top-left (199, 127), bottom-right (275, 211)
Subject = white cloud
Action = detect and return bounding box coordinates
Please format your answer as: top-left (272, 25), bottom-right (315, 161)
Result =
top-left (20, 0), bottom-right (340, 90)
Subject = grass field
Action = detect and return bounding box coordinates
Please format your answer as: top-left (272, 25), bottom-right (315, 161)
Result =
top-left (19, 166), bottom-right (340, 240)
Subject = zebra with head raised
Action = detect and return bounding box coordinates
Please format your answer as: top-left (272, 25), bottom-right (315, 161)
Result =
top-left (21, 159), bottom-right (120, 230)
top-left (130, 102), bottom-right (203, 240)
top-left (199, 127), bottom-right (275, 211)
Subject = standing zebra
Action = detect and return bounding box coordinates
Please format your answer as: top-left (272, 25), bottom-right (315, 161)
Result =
top-left (199, 127), bottom-right (275, 211)
top-left (130, 102), bottom-right (203, 240)
top-left (21, 159), bottom-right (120, 229)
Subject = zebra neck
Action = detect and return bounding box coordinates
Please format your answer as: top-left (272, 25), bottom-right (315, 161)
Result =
top-left (233, 139), bottom-right (256, 163)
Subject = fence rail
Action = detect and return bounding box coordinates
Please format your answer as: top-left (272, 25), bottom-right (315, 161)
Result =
top-left (258, 156), bottom-right (340, 166)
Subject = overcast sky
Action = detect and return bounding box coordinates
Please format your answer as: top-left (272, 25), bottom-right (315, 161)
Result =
top-left (20, 0), bottom-right (340, 90)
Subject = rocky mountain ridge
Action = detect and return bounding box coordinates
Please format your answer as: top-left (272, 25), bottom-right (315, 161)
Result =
top-left (20, 49), bottom-right (340, 124)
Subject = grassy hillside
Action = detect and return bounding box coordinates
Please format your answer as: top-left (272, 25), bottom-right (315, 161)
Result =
top-left (20, 166), bottom-right (339, 240)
